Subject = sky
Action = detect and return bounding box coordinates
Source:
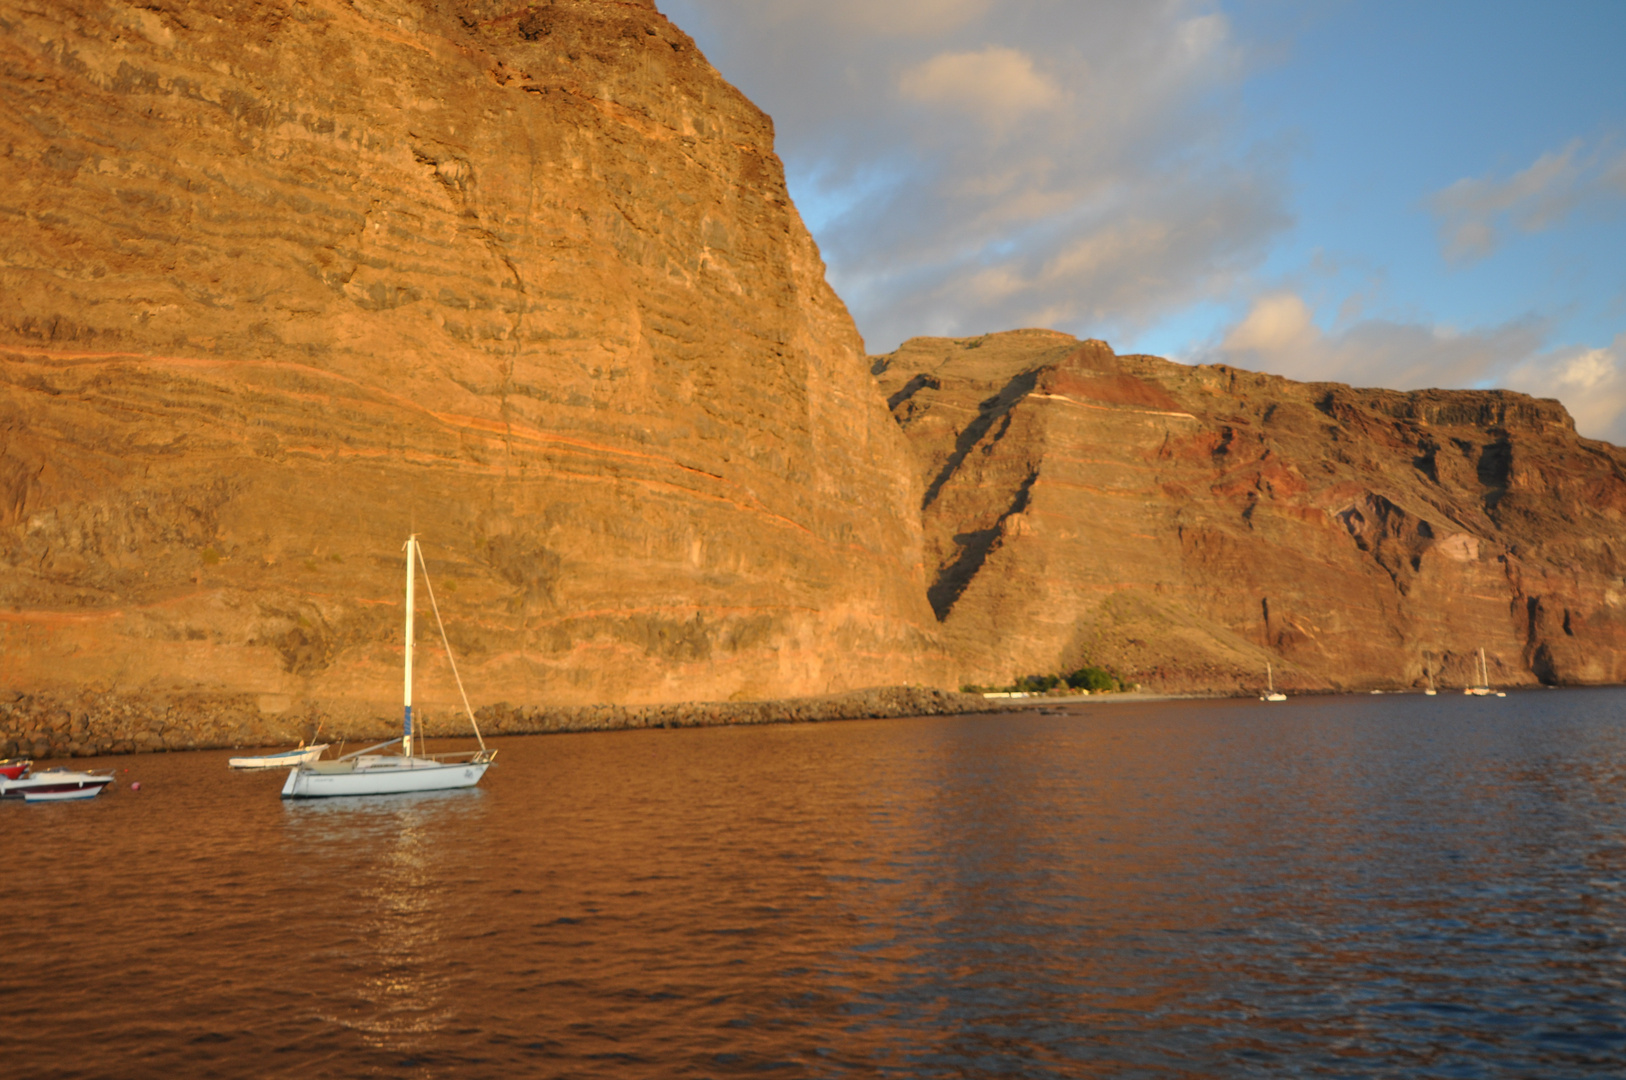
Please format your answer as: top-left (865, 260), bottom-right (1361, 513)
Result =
top-left (659, 0), bottom-right (1626, 442)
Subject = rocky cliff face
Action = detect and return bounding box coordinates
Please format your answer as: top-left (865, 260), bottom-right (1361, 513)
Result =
top-left (0, 0), bottom-right (943, 726)
top-left (874, 330), bottom-right (1626, 694)
top-left (6, 1), bottom-right (1622, 737)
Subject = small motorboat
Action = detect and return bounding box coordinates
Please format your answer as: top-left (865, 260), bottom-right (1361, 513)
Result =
top-left (228, 743), bottom-right (331, 771)
top-left (1, 768), bottom-right (115, 802)
top-left (0, 757), bottom-right (31, 780)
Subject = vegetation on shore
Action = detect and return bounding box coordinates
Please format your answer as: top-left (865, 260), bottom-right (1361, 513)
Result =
top-left (961, 666), bottom-right (1131, 695)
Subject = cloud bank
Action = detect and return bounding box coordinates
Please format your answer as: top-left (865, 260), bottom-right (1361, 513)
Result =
top-left (663, 0), bottom-right (1287, 352)
top-left (663, 2), bottom-right (1626, 444)
top-left (1208, 293), bottom-right (1626, 443)
top-left (1429, 138), bottom-right (1626, 263)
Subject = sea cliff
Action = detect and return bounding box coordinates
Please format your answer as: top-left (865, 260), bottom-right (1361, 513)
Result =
top-left (874, 330), bottom-right (1626, 694)
top-left (2, 1), bottom-right (1625, 742)
top-left (0, 0), bottom-right (945, 731)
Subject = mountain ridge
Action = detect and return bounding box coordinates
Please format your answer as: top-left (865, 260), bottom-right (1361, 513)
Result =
top-left (872, 329), bottom-right (1626, 694)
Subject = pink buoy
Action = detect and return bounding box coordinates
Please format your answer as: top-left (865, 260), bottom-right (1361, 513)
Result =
top-left (129, 781), bottom-right (141, 791)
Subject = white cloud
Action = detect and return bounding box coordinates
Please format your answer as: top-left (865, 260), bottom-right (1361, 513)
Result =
top-left (1429, 140), bottom-right (1626, 264)
top-left (1504, 335), bottom-right (1626, 442)
top-left (658, 0), bottom-right (1280, 351)
top-left (656, 3), bottom-right (1621, 409)
top-left (898, 47), bottom-right (1061, 125)
top-left (777, 0), bottom-right (992, 37)
top-left (1211, 290), bottom-right (1545, 388)
top-left (1222, 292), bottom-right (1316, 353)
top-left (1207, 294), bottom-right (1626, 442)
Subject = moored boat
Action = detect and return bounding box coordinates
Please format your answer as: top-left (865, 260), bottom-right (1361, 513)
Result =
top-left (282, 750), bottom-right (491, 798)
top-left (1260, 662), bottom-right (1287, 702)
top-left (228, 743), bottom-right (331, 770)
top-left (1464, 647), bottom-right (1503, 696)
top-left (282, 536), bottom-right (495, 800)
top-left (1, 768), bottom-right (115, 802)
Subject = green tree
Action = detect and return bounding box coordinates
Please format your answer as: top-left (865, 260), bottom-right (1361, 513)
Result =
top-left (1066, 666), bottom-right (1116, 692)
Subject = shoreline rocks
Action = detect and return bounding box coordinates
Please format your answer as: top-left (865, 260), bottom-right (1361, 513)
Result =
top-left (0, 686), bottom-right (1002, 760)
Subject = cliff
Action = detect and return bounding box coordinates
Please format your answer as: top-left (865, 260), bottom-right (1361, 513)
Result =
top-left (0, 0), bottom-right (944, 728)
top-left (873, 330), bottom-right (1626, 694)
top-left (5, 1), bottom-right (1623, 746)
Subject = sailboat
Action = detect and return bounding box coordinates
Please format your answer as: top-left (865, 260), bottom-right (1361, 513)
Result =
top-left (281, 536), bottom-right (497, 799)
top-left (1424, 667), bottom-right (1437, 696)
top-left (1261, 662), bottom-right (1287, 702)
top-left (1462, 647), bottom-right (1505, 697)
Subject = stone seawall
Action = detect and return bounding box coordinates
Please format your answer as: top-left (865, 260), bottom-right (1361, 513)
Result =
top-left (0, 686), bottom-right (999, 761)
top-left (471, 686), bottom-right (997, 736)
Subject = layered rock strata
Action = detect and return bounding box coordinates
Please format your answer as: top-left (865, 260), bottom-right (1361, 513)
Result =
top-left (0, 0), bottom-right (943, 725)
top-left (874, 330), bottom-right (1626, 694)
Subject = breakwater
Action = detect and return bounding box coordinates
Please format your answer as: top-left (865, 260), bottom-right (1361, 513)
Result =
top-left (0, 686), bottom-right (998, 761)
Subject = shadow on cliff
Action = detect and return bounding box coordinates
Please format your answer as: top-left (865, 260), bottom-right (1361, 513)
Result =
top-left (928, 470), bottom-right (1037, 621)
top-left (920, 368), bottom-right (1040, 511)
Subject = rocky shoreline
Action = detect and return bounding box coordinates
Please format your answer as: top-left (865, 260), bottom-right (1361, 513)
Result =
top-left (0, 686), bottom-right (1002, 761)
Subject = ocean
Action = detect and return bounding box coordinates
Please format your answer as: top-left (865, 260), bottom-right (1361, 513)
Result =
top-left (6, 689), bottom-right (1626, 1077)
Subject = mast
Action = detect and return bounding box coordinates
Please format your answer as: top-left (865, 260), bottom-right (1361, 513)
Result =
top-left (404, 535), bottom-right (415, 759)
top-left (1479, 647), bottom-right (1488, 688)
top-left (1267, 662), bottom-right (1274, 693)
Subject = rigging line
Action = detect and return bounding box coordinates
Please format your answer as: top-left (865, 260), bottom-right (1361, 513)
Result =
top-left (415, 541), bottom-right (488, 751)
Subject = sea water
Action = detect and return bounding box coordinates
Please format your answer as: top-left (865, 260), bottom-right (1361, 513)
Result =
top-left (5, 689), bottom-right (1626, 1077)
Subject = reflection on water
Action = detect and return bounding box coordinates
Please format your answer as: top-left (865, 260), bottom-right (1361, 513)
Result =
top-left (5, 690), bottom-right (1626, 1076)
top-left (283, 787), bottom-right (491, 1067)
top-left (281, 786), bottom-right (489, 830)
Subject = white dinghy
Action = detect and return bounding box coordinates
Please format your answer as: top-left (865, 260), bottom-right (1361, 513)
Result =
top-left (229, 741), bottom-right (330, 771)
top-left (282, 536), bottom-right (496, 799)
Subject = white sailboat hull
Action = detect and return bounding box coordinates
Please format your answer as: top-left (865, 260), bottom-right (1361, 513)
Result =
top-left (281, 756), bottom-right (491, 799)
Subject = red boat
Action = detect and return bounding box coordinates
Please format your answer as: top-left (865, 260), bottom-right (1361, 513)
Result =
top-left (0, 757), bottom-right (31, 781)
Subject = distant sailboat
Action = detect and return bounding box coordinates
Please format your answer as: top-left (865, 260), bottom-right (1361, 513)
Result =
top-left (1424, 667), bottom-right (1437, 696)
top-left (1261, 662), bottom-right (1287, 702)
top-left (1463, 647), bottom-right (1504, 697)
top-left (281, 536), bottom-right (497, 799)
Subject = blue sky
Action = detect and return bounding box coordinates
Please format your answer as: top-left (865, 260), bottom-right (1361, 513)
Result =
top-left (661, 1), bottom-right (1626, 440)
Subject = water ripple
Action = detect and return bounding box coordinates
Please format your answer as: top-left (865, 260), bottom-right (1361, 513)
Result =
top-left (5, 690), bottom-right (1626, 1076)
